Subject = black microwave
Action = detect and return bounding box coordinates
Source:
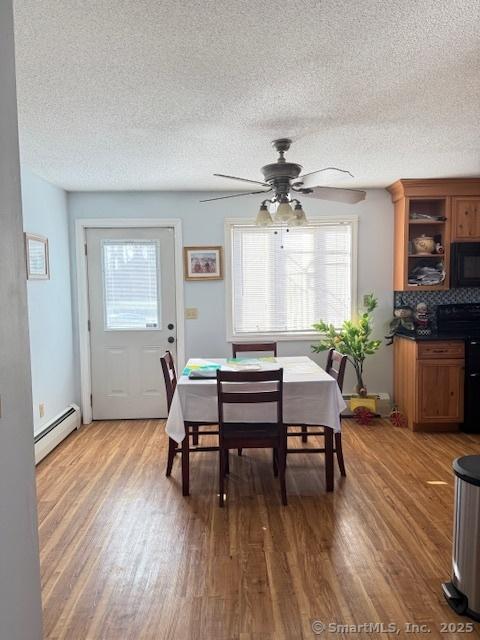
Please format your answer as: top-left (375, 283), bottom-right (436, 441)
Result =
top-left (451, 242), bottom-right (480, 287)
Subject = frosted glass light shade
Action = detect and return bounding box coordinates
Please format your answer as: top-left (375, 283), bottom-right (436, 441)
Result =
top-left (255, 204), bottom-right (273, 226)
top-left (290, 204), bottom-right (308, 226)
top-left (274, 201), bottom-right (294, 222)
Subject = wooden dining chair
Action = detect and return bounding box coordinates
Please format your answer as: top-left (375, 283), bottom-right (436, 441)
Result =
top-left (325, 348), bottom-right (347, 476)
top-left (216, 368), bottom-right (287, 507)
top-left (161, 351), bottom-right (181, 477)
top-left (287, 348), bottom-right (347, 477)
top-left (232, 342), bottom-right (277, 358)
top-left (161, 351), bottom-right (219, 493)
top-left (231, 342), bottom-right (277, 456)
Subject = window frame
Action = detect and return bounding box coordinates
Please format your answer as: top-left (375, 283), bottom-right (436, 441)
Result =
top-left (224, 215), bottom-right (358, 342)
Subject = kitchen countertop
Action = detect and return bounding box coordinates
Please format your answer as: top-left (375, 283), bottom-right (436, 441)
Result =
top-left (394, 332), bottom-right (472, 342)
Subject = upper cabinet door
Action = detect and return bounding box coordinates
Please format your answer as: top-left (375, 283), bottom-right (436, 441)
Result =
top-left (452, 197), bottom-right (480, 241)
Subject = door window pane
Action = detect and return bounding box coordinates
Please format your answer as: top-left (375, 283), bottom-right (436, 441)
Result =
top-left (102, 240), bottom-right (161, 330)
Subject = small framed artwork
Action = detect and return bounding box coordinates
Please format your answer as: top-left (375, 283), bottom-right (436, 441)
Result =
top-left (184, 246), bottom-right (223, 281)
top-left (25, 233), bottom-right (49, 280)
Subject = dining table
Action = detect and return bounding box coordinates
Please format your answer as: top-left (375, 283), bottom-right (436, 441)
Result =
top-left (165, 355), bottom-right (346, 494)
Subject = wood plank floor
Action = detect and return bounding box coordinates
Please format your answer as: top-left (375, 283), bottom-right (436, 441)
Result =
top-left (36, 419), bottom-right (480, 639)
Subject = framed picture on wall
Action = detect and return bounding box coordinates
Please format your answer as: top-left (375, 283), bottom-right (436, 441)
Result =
top-left (183, 246), bottom-right (223, 280)
top-left (25, 233), bottom-right (49, 280)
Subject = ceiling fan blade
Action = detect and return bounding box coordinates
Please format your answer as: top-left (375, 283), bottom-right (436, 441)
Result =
top-left (299, 186), bottom-right (366, 204)
top-left (214, 173), bottom-right (270, 187)
top-left (200, 189), bottom-right (272, 203)
top-left (294, 167), bottom-right (354, 188)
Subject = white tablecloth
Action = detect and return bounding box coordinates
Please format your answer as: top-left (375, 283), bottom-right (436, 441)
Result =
top-left (165, 356), bottom-right (346, 443)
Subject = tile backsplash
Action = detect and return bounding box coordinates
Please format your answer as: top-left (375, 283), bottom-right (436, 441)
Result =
top-left (393, 288), bottom-right (480, 329)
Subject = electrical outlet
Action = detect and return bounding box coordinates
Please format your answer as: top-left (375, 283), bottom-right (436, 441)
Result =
top-left (39, 402), bottom-right (45, 418)
top-left (185, 307), bottom-right (199, 320)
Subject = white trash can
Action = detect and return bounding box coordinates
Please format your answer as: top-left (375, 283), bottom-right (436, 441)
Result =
top-left (443, 455), bottom-right (480, 621)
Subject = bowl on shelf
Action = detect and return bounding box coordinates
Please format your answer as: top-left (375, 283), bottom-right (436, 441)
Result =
top-left (412, 235), bottom-right (435, 254)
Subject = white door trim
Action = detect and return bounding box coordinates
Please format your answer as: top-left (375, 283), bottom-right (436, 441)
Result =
top-left (75, 218), bottom-right (185, 424)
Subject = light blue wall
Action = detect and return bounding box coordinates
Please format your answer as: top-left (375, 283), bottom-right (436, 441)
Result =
top-left (68, 189), bottom-right (394, 395)
top-left (21, 167), bottom-right (77, 434)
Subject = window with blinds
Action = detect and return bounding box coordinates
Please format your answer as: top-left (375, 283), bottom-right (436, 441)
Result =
top-left (229, 222), bottom-right (354, 336)
top-left (102, 240), bottom-right (161, 330)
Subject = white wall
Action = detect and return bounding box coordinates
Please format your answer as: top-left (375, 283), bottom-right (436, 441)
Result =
top-left (68, 189), bottom-right (394, 395)
top-left (22, 167), bottom-right (77, 434)
top-left (0, 0), bottom-right (43, 637)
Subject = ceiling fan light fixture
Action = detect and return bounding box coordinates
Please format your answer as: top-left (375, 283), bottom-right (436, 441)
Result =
top-left (290, 202), bottom-right (308, 226)
top-left (255, 203), bottom-right (273, 226)
top-left (274, 200), bottom-right (294, 222)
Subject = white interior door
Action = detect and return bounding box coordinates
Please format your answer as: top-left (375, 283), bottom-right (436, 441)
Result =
top-left (86, 227), bottom-right (176, 420)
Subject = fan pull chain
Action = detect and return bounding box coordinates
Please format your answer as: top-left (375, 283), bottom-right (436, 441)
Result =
top-left (274, 227), bottom-right (289, 249)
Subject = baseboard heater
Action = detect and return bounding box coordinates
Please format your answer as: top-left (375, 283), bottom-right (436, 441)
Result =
top-left (34, 403), bottom-right (80, 464)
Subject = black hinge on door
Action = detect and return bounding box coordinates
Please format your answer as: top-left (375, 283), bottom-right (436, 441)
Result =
top-left (84, 243), bottom-right (88, 255)
top-left (90, 393), bottom-right (93, 407)
top-left (87, 319), bottom-right (91, 332)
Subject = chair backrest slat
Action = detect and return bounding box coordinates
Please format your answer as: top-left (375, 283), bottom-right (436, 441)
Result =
top-left (217, 368), bottom-right (283, 425)
top-left (220, 391), bottom-right (281, 404)
top-left (325, 348), bottom-right (347, 393)
top-left (218, 369), bottom-right (280, 383)
top-left (232, 342), bottom-right (277, 358)
top-left (160, 350), bottom-right (177, 412)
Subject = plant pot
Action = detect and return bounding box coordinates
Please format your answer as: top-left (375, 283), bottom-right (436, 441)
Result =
top-left (349, 395), bottom-right (377, 413)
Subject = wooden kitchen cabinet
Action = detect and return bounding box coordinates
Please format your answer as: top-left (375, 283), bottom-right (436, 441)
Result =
top-left (417, 359), bottom-right (464, 423)
top-left (387, 179), bottom-right (480, 291)
top-left (452, 197), bottom-right (480, 241)
top-left (417, 340), bottom-right (465, 359)
top-left (394, 337), bottom-right (464, 431)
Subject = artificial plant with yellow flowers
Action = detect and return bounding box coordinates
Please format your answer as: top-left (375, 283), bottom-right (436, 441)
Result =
top-left (312, 293), bottom-right (382, 396)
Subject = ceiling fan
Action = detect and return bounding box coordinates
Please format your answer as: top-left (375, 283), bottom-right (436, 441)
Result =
top-left (200, 138), bottom-right (366, 226)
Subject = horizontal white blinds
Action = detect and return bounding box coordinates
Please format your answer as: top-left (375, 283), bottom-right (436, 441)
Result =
top-left (231, 223), bottom-right (352, 334)
top-left (102, 240), bottom-right (160, 330)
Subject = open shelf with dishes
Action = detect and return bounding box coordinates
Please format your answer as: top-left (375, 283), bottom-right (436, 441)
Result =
top-left (388, 182), bottom-right (451, 291)
top-left (406, 199), bottom-right (448, 289)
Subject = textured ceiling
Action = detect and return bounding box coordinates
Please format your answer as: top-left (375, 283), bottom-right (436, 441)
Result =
top-left (13, 0), bottom-right (480, 191)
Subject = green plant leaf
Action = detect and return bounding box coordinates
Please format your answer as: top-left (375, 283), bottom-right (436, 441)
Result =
top-left (311, 294), bottom-right (381, 387)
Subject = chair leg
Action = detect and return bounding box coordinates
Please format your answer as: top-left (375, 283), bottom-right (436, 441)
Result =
top-left (219, 446), bottom-right (225, 507)
top-left (278, 430), bottom-right (287, 505)
top-left (237, 448), bottom-right (242, 456)
top-left (301, 425), bottom-right (308, 443)
top-left (224, 449), bottom-right (230, 475)
top-left (192, 425), bottom-right (199, 446)
top-left (324, 427), bottom-right (334, 492)
top-left (181, 435), bottom-right (190, 496)
top-left (335, 432), bottom-right (346, 476)
top-left (272, 448), bottom-right (278, 477)
top-left (166, 437), bottom-right (177, 477)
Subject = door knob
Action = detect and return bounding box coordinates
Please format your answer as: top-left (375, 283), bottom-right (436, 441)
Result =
top-left (168, 323), bottom-right (175, 330)
top-left (168, 336), bottom-right (175, 344)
